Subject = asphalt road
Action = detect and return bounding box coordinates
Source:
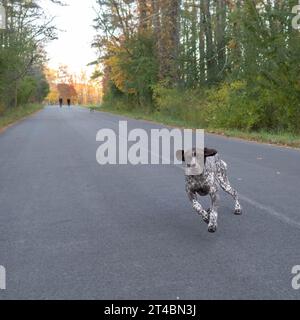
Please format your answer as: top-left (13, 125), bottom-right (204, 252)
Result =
top-left (0, 106), bottom-right (299, 300)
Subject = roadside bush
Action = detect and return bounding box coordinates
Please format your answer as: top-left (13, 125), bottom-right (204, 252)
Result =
top-left (152, 84), bottom-right (209, 126)
top-left (17, 77), bottom-right (38, 106)
top-left (102, 82), bottom-right (138, 112)
top-left (205, 81), bottom-right (260, 131)
top-left (199, 81), bottom-right (299, 134)
top-left (103, 79), bottom-right (300, 135)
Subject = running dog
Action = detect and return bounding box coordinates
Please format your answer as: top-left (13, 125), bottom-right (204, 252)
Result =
top-left (176, 148), bottom-right (242, 233)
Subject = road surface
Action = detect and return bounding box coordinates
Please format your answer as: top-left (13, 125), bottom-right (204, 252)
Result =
top-left (0, 106), bottom-right (299, 299)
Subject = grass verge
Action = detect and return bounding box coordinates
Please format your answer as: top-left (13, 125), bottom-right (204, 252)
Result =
top-left (99, 105), bottom-right (300, 149)
top-left (0, 104), bottom-right (43, 133)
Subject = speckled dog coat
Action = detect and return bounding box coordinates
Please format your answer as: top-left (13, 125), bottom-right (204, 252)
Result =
top-left (177, 148), bottom-right (242, 233)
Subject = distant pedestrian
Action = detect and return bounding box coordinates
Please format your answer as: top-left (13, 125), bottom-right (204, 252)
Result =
top-left (59, 98), bottom-right (63, 108)
top-left (67, 99), bottom-right (71, 107)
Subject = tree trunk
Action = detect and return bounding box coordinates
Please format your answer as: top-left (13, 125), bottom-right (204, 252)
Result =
top-left (216, 0), bottom-right (226, 77)
top-left (138, 0), bottom-right (149, 33)
top-left (203, 0), bottom-right (215, 84)
top-left (199, 0), bottom-right (206, 84)
top-left (159, 0), bottom-right (181, 85)
top-left (151, 0), bottom-right (161, 56)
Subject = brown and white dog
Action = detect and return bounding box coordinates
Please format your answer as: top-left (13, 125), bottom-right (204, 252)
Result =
top-left (176, 148), bottom-right (242, 233)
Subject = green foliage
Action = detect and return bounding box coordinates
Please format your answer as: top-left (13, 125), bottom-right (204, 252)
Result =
top-left (151, 79), bottom-right (300, 134)
top-left (205, 81), bottom-right (260, 131)
top-left (0, 0), bottom-right (56, 110)
top-left (101, 101), bottom-right (300, 148)
top-left (224, 0), bottom-right (300, 133)
top-left (31, 68), bottom-right (50, 103)
top-left (102, 83), bottom-right (138, 113)
top-left (152, 83), bottom-right (204, 124)
top-left (16, 74), bottom-right (49, 106)
top-left (17, 77), bottom-right (37, 106)
top-left (97, 0), bottom-right (300, 136)
top-left (124, 34), bottom-right (158, 108)
top-left (104, 33), bottom-right (158, 111)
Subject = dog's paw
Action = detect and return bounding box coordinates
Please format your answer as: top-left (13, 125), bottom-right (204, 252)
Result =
top-left (234, 206), bottom-right (242, 215)
top-left (208, 224), bottom-right (217, 233)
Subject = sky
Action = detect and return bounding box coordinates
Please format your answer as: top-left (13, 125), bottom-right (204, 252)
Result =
top-left (43, 0), bottom-right (98, 77)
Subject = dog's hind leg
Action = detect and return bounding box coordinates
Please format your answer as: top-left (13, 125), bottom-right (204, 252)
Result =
top-left (216, 160), bottom-right (242, 215)
top-left (186, 188), bottom-right (210, 224)
top-left (208, 192), bottom-right (219, 233)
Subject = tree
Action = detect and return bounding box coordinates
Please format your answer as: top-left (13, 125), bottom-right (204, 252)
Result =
top-left (57, 83), bottom-right (77, 102)
top-left (0, 0), bottom-right (59, 109)
top-left (93, 0), bottom-right (300, 133)
top-left (158, 0), bottom-right (181, 84)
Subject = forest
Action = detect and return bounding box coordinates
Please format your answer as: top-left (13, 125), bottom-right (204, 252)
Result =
top-left (94, 0), bottom-right (300, 135)
top-left (0, 0), bottom-right (60, 115)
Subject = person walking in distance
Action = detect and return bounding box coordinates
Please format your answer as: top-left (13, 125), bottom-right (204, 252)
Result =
top-left (67, 99), bottom-right (71, 107)
top-left (59, 98), bottom-right (63, 108)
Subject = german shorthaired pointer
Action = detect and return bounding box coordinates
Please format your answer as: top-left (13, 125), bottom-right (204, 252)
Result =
top-left (176, 148), bottom-right (242, 233)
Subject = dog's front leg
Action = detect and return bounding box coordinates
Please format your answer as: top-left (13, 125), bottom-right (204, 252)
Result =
top-left (186, 188), bottom-right (210, 224)
top-left (208, 192), bottom-right (219, 233)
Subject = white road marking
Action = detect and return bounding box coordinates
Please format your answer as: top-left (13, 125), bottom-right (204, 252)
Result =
top-left (94, 114), bottom-right (300, 230)
top-left (239, 194), bottom-right (300, 230)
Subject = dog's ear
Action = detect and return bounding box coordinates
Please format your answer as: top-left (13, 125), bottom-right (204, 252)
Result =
top-left (176, 150), bottom-right (185, 162)
top-left (204, 148), bottom-right (218, 158)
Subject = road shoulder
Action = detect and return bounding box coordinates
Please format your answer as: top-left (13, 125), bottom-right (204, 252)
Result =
top-left (0, 104), bottom-right (44, 135)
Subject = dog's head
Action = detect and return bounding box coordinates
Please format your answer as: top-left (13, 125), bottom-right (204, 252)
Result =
top-left (176, 148), bottom-right (218, 176)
